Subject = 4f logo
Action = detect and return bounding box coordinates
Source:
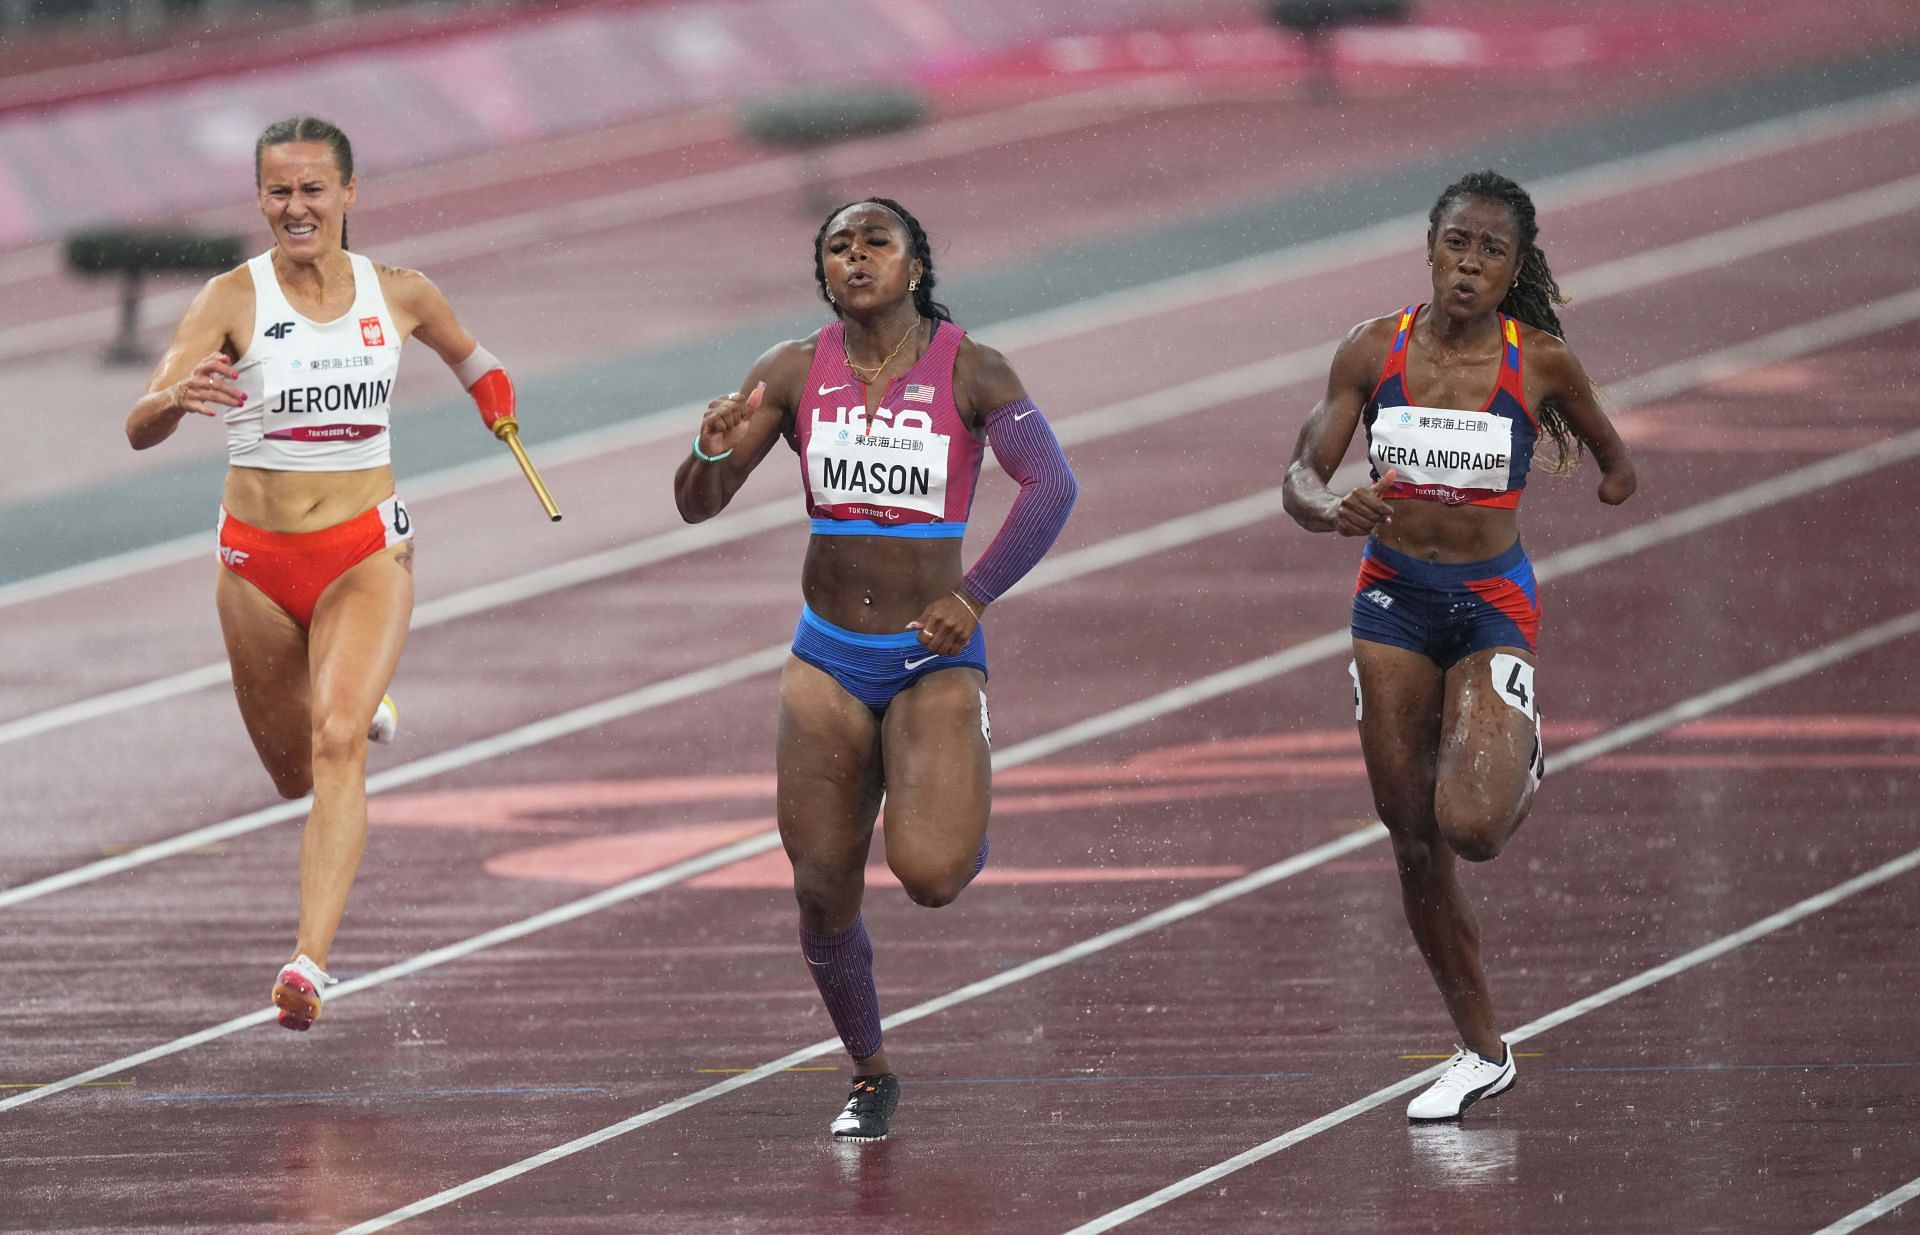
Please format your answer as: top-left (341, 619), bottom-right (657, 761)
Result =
top-left (218, 546), bottom-right (250, 567)
top-left (264, 321), bottom-right (294, 340)
top-left (360, 316), bottom-right (386, 348)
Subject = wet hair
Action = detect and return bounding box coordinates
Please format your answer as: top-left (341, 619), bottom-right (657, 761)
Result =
top-left (813, 197), bottom-right (953, 324)
top-left (1428, 169), bottom-right (1580, 472)
top-left (254, 117), bottom-right (355, 250)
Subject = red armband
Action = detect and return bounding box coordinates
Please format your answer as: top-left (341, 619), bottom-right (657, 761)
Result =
top-left (470, 368), bottom-right (516, 434)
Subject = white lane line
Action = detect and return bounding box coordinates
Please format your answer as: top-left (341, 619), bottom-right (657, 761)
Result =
top-left (0, 484), bottom-right (1299, 912)
top-left (10, 455), bottom-right (1915, 1119)
top-left (1813, 1176), bottom-right (1920, 1235)
top-left (1064, 617), bottom-right (1920, 1234)
top-left (8, 75), bottom-right (1920, 614)
top-left (337, 607), bottom-right (1920, 1232)
top-left (0, 532), bottom-right (1349, 1114)
top-left (12, 196), bottom-right (1920, 753)
top-left (8, 303), bottom-right (1920, 909)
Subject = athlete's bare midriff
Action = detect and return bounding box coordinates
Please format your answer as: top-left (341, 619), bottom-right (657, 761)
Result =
top-left (222, 464), bottom-right (395, 533)
top-left (802, 534), bottom-right (965, 634)
top-left (1372, 499), bottom-right (1520, 563)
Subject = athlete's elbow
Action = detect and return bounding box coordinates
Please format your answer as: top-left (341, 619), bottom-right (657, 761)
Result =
top-left (1043, 468), bottom-right (1079, 520)
top-left (1281, 482), bottom-right (1329, 532)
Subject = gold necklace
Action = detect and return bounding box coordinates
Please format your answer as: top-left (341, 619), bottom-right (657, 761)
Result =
top-left (844, 318), bottom-right (921, 384)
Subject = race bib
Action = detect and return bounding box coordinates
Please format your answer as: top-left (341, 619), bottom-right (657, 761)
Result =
top-left (806, 404), bottom-right (950, 521)
top-left (1370, 405), bottom-right (1513, 500)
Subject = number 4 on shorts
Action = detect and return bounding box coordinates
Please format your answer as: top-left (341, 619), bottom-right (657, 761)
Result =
top-left (1490, 652), bottom-right (1536, 720)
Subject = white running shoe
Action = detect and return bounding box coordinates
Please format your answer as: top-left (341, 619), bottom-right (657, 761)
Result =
top-left (271, 953), bottom-right (337, 1032)
top-left (1407, 1044), bottom-right (1516, 1122)
top-left (367, 694), bottom-right (398, 744)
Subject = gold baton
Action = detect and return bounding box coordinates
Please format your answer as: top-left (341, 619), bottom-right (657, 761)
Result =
top-left (492, 418), bottom-right (561, 522)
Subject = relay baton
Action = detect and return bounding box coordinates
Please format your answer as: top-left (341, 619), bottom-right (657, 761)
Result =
top-left (492, 417), bottom-right (561, 521)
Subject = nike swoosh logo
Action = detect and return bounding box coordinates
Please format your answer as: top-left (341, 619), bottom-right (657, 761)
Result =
top-left (818, 383), bottom-right (851, 395)
top-left (1012, 408), bottom-right (1036, 420)
top-left (904, 655), bottom-right (939, 670)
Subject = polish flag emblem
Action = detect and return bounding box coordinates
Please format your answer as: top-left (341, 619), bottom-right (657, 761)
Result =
top-left (360, 316), bottom-right (386, 347)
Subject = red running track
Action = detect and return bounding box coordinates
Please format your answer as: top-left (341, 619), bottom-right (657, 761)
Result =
top-left (4, 50), bottom-right (1920, 1235)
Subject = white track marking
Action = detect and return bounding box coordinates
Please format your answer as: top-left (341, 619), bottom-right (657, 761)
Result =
top-left (1065, 614), bottom-right (1920, 1232)
top-left (8, 515), bottom-right (1918, 1124)
top-left (11, 210), bottom-right (1920, 751)
top-left (7, 310), bottom-right (1920, 906)
top-left (334, 607), bottom-right (1920, 1231)
top-left (7, 77), bottom-right (1920, 613)
top-left (1812, 1176), bottom-right (1920, 1235)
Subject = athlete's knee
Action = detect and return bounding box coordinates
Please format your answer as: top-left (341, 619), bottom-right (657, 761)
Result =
top-left (269, 767), bottom-right (313, 800)
top-left (788, 854), bottom-right (863, 928)
top-left (1388, 828), bottom-right (1450, 883)
top-left (308, 708), bottom-right (369, 769)
top-left (1434, 796), bottom-right (1509, 863)
top-left (890, 850), bottom-right (971, 909)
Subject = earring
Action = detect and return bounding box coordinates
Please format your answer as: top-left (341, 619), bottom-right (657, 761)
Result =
top-left (827, 290), bottom-right (835, 303)
top-left (909, 278), bottom-right (919, 292)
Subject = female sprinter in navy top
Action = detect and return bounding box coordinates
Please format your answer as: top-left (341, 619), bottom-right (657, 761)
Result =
top-left (1282, 170), bottom-right (1636, 1121)
top-left (125, 117), bottom-right (522, 1031)
top-left (674, 198), bottom-right (1078, 1141)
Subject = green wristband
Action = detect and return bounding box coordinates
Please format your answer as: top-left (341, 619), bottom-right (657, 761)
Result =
top-left (691, 434), bottom-right (733, 463)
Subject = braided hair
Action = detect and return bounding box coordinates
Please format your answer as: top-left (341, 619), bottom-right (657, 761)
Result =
top-left (1428, 170), bottom-right (1580, 472)
top-left (813, 197), bottom-right (954, 325)
top-left (255, 117), bottom-right (355, 250)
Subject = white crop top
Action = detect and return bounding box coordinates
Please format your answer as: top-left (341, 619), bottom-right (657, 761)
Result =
top-left (226, 251), bottom-right (402, 471)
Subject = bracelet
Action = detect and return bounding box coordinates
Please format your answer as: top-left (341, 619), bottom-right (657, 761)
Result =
top-left (950, 589), bottom-right (981, 621)
top-left (691, 434), bottom-right (733, 463)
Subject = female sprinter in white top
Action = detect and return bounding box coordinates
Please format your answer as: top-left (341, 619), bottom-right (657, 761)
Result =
top-left (125, 116), bottom-right (522, 1031)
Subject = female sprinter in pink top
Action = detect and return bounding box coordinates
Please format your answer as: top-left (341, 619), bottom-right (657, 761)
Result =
top-left (1283, 170), bottom-right (1636, 1122)
top-left (674, 198), bottom-right (1079, 1141)
top-left (125, 117), bottom-right (522, 1032)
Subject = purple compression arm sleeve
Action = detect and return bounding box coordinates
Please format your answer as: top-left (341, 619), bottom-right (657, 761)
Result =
top-left (963, 399), bottom-right (1079, 604)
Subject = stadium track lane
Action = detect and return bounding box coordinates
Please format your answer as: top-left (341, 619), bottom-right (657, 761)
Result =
top-left (13, 47), bottom-right (1920, 511)
top-left (4, 289), bottom-right (1917, 916)
top-left (5, 317), bottom-right (1911, 1068)
top-left (3, 82), bottom-right (1920, 1229)
top-left (12, 101), bottom-right (1920, 721)
top-left (3, 132), bottom-right (1920, 868)
top-left (7, 364), bottom-right (1912, 1229)
top-left (11, 35), bottom-right (1913, 365)
top-left (333, 501), bottom-right (1920, 1230)
top-left (10, 484), bottom-right (1912, 1231)
top-left (10, 78), bottom-right (1920, 670)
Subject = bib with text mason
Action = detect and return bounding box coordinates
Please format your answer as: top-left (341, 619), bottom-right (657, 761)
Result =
top-left (804, 404), bottom-right (951, 523)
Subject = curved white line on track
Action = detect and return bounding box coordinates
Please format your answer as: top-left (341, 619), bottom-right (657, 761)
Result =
top-left (331, 607), bottom-right (1920, 1232)
top-left (6, 75), bottom-right (1920, 614)
top-left (5, 288), bottom-right (1919, 908)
